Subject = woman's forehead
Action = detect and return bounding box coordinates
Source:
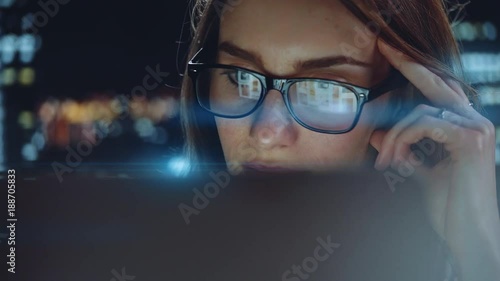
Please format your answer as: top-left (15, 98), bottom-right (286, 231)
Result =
top-left (221, 0), bottom-right (358, 33)
top-left (218, 0), bottom-right (380, 75)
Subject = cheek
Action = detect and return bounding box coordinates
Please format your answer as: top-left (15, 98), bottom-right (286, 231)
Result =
top-left (310, 130), bottom-right (371, 166)
top-left (215, 118), bottom-right (250, 157)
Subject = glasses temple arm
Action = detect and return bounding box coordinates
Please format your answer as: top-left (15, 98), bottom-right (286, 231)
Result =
top-left (367, 71), bottom-right (409, 102)
top-left (189, 48), bottom-right (205, 64)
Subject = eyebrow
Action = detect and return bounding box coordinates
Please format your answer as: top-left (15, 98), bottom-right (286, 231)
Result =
top-left (218, 41), bottom-right (372, 72)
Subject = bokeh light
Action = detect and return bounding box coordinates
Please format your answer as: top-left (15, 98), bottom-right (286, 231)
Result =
top-left (167, 156), bottom-right (191, 177)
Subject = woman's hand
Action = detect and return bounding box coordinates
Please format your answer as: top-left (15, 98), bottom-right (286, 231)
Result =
top-left (370, 39), bottom-right (500, 281)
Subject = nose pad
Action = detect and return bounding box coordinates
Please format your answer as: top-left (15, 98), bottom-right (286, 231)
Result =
top-left (250, 89), bottom-right (297, 148)
top-left (273, 79), bottom-right (286, 91)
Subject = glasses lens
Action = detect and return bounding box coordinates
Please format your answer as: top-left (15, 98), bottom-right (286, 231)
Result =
top-left (197, 68), bottom-right (262, 116)
top-left (288, 80), bottom-right (359, 131)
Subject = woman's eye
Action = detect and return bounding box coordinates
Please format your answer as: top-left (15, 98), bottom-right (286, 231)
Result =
top-left (220, 71), bottom-right (239, 85)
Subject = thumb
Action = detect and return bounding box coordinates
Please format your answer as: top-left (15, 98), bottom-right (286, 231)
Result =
top-left (369, 129), bottom-right (387, 153)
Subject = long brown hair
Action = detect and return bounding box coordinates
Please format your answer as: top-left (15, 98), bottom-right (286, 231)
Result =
top-left (179, 0), bottom-right (477, 169)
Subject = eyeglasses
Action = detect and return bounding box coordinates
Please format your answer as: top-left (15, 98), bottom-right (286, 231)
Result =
top-left (188, 48), bottom-right (408, 134)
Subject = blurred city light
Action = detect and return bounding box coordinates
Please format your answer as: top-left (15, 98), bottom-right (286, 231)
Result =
top-left (2, 67), bottom-right (16, 86)
top-left (0, 34), bottom-right (18, 64)
top-left (483, 22), bottom-right (498, 41)
top-left (18, 67), bottom-right (35, 86)
top-left (18, 34), bottom-right (39, 64)
top-left (0, 0), bottom-right (15, 8)
top-left (134, 117), bottom-right (155, 138)
top-left (33, 94), bottom-right (180, 153)
top-left (461, 52), bottom-right (500, 84)
top-left (18, 111), bottom-right (35, 130)
top-left (31, 132), bottom-right (46, 151)
top-left (454, 21), bottom-right (498, 41)
top-left (21, 143), bottom-right (37, 161)
top-left (478, 85), bottom-right (500, 106)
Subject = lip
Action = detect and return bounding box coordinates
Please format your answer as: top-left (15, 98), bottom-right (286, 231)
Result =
top-left (242, 162), bottom-right (297, 173)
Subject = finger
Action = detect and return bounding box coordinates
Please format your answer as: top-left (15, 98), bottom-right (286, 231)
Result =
top-left (377, 40), bottom-right (469, 107)
top-left (390, 115), bottom-right (466, 166)
top-left (377, 107), bottom-right (490, 170)
top-left (369, 129), bottom-right (386, 152)
top-left (445, 101), bottom-right (494, 133)
top-left (444, 78), bottom-right (468, 102)
top-left (442, 78), bottom-right (481, 119)
top-left (438, 108), bottom-right (495, 139)
top-left (377, 104), bottom-right (439, 168)
top-left (439, 109), bottom-right (490, 132)
top-left (392, 140), bottom-right (412, 170)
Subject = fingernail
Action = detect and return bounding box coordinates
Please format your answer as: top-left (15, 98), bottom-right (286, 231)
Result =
top-left (375, 156), bottom-right (384, 171)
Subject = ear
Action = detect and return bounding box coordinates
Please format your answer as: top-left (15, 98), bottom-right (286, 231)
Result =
top-left (369, 129), bottom-right (387, 153)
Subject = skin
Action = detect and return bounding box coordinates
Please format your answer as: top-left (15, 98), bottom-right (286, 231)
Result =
top-left (215, 0), bottom-right (392, 172)
top-left (214, 0), bottom-right (500, 279)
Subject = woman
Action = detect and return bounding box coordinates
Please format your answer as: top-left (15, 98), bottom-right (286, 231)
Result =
top-left (179, 0), bottom-right (500, 280)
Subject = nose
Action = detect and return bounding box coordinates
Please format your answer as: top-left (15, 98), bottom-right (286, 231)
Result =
top-left (249, 89), bottom-right (298, 149)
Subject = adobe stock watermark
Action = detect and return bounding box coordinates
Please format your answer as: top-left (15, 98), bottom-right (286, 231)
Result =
top-left (178, 138), bottom-right (259, 225)
top-left (51, 64), bottom-right (170, 182)
top-left (178, 170), bottom-right (231, 224)
top-left (178, 97), bottom-right (298, 225)
top-left (382, 104), bottom-right (474, 192)
top-left (110, 267), bottom-right (135, 281)
top-left (382, 131), bottom-right (446, 192)
top-left (340, 0), bottom-right (403, 61)
top-left (22, 0), bottom-right (72, 34)
top-left (282, 234), bottom-right (341, 281)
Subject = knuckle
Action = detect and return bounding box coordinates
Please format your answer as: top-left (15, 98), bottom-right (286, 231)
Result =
top-left (455, 128), bottom-right (467, 144)
top-left (416, 114), bottom-right (434, 125)
top-left (473, 132), bottom-right (487, 152)
top-left (464, 129), bottom-right (491, 153)
top-left (431, 75), bottom-right (447, 89)
top-left (478, 123), bottom-right (493, 136)
top-left (483, 119), bottom-right (495, 136)
top-left (450, 103), bottom-right (467, 114)
top-left (447, 111), bottom-right (463, 125)
top-left (414, 103), bottom-right (432, 113)
top-left (473, 118), bottom-right (495, 137)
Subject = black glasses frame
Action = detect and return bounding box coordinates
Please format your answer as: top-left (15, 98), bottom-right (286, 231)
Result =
top-left (188, 47), bottom-right (408, 134)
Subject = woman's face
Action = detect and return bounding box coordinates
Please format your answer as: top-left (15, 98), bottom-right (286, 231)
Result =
top-left (215, 0), bottom-right (393, 173)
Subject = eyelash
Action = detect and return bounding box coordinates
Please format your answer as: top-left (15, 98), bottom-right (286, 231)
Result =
top-left (220, 70), bottom-right (240, 86)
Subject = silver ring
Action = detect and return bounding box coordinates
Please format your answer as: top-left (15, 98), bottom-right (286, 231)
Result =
top-left (438, 108), bottom-right (447, 119)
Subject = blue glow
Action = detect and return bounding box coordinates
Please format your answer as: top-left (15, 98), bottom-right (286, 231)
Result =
top-left (167, 157), bottom-right (191, 177)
